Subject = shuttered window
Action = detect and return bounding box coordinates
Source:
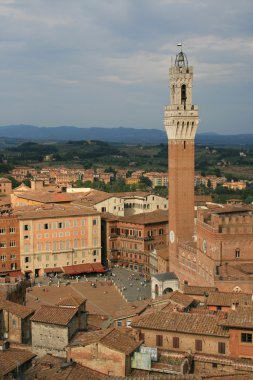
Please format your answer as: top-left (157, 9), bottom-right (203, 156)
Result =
top-left (173, 337), bottom-right (179, 348)
top-left (195, 339), bottom-right (202, 352)
top-left (156, 335), bottom-right (163, 347)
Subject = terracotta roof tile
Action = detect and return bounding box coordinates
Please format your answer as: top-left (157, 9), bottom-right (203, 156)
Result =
top-left (71, 328), bottom-right (141, 354)
top-left (220, 306), bottom-right (253, 329)
top-left (57, 295), bottom-right (86, 307)
top-left (0, 349), bottom-right (35, 377)
top-left (183, 285), bottom-right (217, 296)
top-left (30, 305), bottom-right (78, 326)
top-left (120, 210), bottom-right (168, 225)
top-left (17, 204), bottom-right (99, 220)
top-left (0, 299), bottom-right (34, 319)
top-left (132, 311), bottom-right (229, 337)
top-left (164, 291), bottom-right (195, 308)
top-left (25, 354), bottom-right (106, 380)
top-left (206, 292), bottom-right (252, 307)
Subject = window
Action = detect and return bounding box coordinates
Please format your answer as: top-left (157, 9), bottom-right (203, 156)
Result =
top-left (139, 332), bottom-right (145, 341)
top-left (9, 227), bottom-right (15, 234)
top-left (93, 250), bottom-right (97, 256)
top-left (24, 256), bottom-right (30, 263)
top-left (126, 320), bottom-right (132, 328)
top-left (101, 207), bottom-right (106, 212)
top-left (156, 335), bottom-right (163, 347)
top-left (235, 248), bottom-right (240, 258)
top-left (24, 235), bottom-right (29, 240)
top-left (24, 224), bottom-right (30, 231)
top-left (241, 333), bottom-right (252, 343)
top-left (195, 339), bottom-right (202, 352)
top-left (212, 363), bottom-right (218, 368)
top-left (218, 342), bottom-right (226, 354)
top-left (81, 219), bottom-right (85, 226)
top-left (93, 219), bottom-right (97, 226)
top-left (0, 228), bottom-right (6, 234)
top-left (10, 254), bottom-right (16, 260)
top-left (10, 241), bottom-right (16, 247)
top-left (44, 223), bottom-right (49, 230)
top-left (0, 242), bottom-right (6, 248)
top-left (159, 228), bottom-right (163, 235)
top-left (173, 337), bottom-right (179, 349)
top-left (0, 255), bottom-right (6, 261)
top-left (117, 320), bottom-right (122, 327)
top-left (58, 222), bottom-right (63, 229)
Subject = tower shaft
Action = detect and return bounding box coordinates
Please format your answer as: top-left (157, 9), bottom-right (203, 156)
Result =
top-left (164, 53), bottom-right (199, 254)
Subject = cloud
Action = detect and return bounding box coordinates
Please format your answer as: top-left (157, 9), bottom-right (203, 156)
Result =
top-left (0, 0), bottom-right (252, 133)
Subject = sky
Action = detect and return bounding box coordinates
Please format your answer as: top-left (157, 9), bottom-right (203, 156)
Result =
top-left (0, 0), bottom-right (252, 134)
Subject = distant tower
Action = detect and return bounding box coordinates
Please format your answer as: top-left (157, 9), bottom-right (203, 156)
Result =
top-left (164, 49), bottom-right (199, 265)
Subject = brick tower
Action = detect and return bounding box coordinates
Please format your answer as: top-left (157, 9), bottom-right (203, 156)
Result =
top-left (164, 49), bottom-right (199, 267)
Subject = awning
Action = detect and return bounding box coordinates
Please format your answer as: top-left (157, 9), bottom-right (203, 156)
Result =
top-left (44, 267), bottom-right (63, 274)
top-left (25, 270), bottom-right (32, 273)
top-left (91, 263), bottom-right (106, 273)
top-left (8, 270), bottom-right (23, 277)
top-left (63, 263), bottom-right (94, 275)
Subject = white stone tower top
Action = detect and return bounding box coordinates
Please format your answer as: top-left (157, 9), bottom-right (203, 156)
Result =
top-left (164, 50), bottom-right (199, 140)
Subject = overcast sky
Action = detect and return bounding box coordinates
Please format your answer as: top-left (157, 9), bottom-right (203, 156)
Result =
top-left (0, 0), bottom-right (252, 134)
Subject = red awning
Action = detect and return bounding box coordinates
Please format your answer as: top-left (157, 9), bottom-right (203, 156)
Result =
top-left (8, 270), bottom-right (23, 277)
top-left (25, 270), bottom-right (32, 273)
top-left (44, 267), bottom-right (63, 274)
top-left (63, 263), bottom-right (94, 275)
top-left (91, 263), bottom-right (106, 273)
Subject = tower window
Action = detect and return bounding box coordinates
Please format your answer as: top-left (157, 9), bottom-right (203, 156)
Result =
top-left (181, 84), bottom-right (187, 104)
top-left (235, 248), bottom-right (240, 258)
top-left (184, 141), bottom-right (186, 149)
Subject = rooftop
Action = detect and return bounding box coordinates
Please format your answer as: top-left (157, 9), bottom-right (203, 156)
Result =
top-left (71, 327), bottom-right (141, 354)
top-left (0, 348), bottom-right (36, 378)
top-left (206, 292), bottom-right (252, 307)
top-left (120, 210), bottom-right (168, 225)
top-left (132, 310), bottom-right (229, 337)
top-left (219, 306), bottom-right (253, 329)
top-left (17, 204), bottom-right (99, 220)
top-left (25, 354), bottom-right (106, 380)
top-left (57, 294), bottom-right (86, 307)
top-left (0, 299), bottom-right (34, 319)
top-left (30, 304), bottom-right (78, 326)
top-left (183, 285), bottom-right (217, 296)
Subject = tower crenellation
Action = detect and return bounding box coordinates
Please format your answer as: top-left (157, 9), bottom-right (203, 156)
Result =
top-left (164, 52), bottom-right (199, 141)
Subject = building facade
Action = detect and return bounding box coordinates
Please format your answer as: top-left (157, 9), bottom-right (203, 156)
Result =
top-left (0, 213), bottom-right (20, 275)
top-left (18, 206), bottom-right (101, 277)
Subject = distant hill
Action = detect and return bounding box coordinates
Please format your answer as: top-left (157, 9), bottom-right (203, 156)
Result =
top-left (0, 125), bottom-right (253, 145)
